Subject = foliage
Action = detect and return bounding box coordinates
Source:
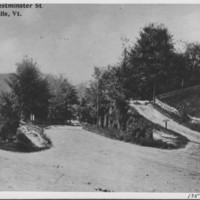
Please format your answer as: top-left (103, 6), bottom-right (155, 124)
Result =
top-left (125, 114), bottom-right (153, 143)
top-left (0, 57), bottom-right (79, 142)
top-left (46, 75), bottom-right (78, 124)
top-left (83, 110), bottom-right (188, 149)
top-left (7, 57), bottom-right (50, 122)
top-left (128, 23), bottom-right (176, 99)
top-left (184, 42), bottom-right (200, 85)
top-left (2, 22), bottom-right (200, 148)
top-left (78, 64), bottom-right (130, 129)
top-left (0, 92), bottom-right (20, 140)
top-left (79, 23), bottom-right (200, 148)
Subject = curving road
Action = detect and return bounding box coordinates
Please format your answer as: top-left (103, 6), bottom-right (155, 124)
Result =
top-left (0, 125), bottom-right (200, 192)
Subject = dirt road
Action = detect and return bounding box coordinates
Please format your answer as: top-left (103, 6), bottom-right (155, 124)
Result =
top-left (0, 125), bottom-right (200, 192)
top-left (130, 102), bottom-right (200, 143)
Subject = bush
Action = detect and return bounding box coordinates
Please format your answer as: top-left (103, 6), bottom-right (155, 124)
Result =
top-left (83, 107), bottom-right (188, 149)
top-left (125, 115), bottom-right (153, 143)
top-left (0, 92), bottom-right (20, 141)
top-left (178, 105), bottom-right (190, 123)
top-left (83, 114), bottom-right (155, 147)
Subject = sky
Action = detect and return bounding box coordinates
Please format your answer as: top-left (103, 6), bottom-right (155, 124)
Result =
top-left (0, 4), bottom-right (200, 84)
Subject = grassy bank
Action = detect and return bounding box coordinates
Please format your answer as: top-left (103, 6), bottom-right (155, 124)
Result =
top-left (83, 112), bottom-right (189, 149)
top-left (161, 86), bottom-right (200, 117)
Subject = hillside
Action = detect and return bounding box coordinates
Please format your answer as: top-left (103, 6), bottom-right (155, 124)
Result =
top-left (159, 85), bottom-right (200, 117)
top-left (0, 73), bottom-right (11, 94)
top-left (130, 101), bottom-right (200, 143)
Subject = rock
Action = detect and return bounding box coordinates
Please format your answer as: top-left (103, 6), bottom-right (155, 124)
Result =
top-left (16, 125), bottom-right (50, 151)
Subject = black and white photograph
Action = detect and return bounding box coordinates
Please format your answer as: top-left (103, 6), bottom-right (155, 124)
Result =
top-left (0, 1), bottom-right (200, 198)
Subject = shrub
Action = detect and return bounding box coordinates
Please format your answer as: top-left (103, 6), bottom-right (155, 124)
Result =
top-left (125, 114), bottom-right (153, 143)
top-left (83, 114), bottom-right (155, 147)
top-left (83, 107), bottom-right (188, 149)
top-left (0, 92), bottom-right (20, 141)
top-left (178, 105), bottom-right (190, 123)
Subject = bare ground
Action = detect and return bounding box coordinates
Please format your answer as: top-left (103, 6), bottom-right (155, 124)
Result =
top-left (0, 125), bottom-right (200, 192)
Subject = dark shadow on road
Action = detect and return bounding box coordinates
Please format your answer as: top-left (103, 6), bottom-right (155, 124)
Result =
top-left (0, 141), bottom-right (51, 153)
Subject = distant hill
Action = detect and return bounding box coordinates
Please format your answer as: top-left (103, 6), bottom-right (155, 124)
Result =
top-left (0, 74), bottom-right (91, 101)
top-left (0, 73), bottom-right (11, 94)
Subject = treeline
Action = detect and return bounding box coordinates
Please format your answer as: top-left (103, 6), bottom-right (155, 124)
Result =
top-left (0, 57), bottom-right (78, 140)
top-left (79, 23), bottom-right (200, 130)
top-left (1, 23), bottom-right (200, 141)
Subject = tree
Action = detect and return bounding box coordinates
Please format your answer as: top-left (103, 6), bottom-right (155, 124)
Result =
top-left (101, 60), bottom-right (133, 129)
top-left (184, 42), bottom-right (200, 85)
top-left (80, 64), bottom-right (129, 130)
top-left (47, 75), bottom-right (78, 124)
top-left (167, 53), bottom-right (187, 90)
top-left (128, 23), bottom-right (175, 99)
top-left (7, 57), bottom-right (50, 122)
top-left (79, 85), bottom-right (98, 124)
top-left (78, 97), bottom-right (94, 123)
top-left (0, 92), bottom-right (20, 140)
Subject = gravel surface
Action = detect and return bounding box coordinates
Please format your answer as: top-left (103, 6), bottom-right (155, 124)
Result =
top-left (0, 125), bottom-right (200, 192)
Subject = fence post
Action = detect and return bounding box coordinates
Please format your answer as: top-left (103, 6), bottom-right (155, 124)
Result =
top-left (163, 119), bottom-right (169, 129)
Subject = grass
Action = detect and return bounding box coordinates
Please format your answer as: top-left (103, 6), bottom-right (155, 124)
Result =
top-left (161, 86), bottom-right (200, 117)
top-left (83, 109), bottom-right (189, 150)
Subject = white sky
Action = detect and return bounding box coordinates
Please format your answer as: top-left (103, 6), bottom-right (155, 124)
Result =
top-left (0, 4), bottom-right (200, 84)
